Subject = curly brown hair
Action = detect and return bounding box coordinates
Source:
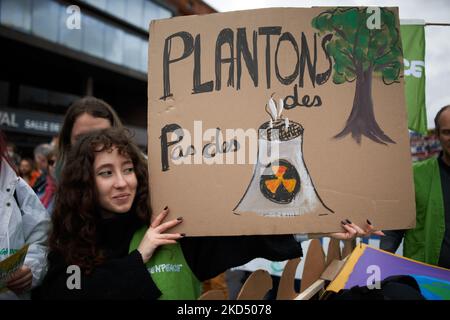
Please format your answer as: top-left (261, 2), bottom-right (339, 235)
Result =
top-left (49, 128), bottom-right (150, 272)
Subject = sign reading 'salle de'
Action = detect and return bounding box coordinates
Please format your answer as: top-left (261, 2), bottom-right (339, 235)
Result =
top-left (147, 7), bottom-right (415, 236)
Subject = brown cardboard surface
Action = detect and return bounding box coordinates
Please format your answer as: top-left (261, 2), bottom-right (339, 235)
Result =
top-left (300, 239), bottom-right (326, 293)
top-left (326, 238), bottom-right (341, 267)
top-left (148, 7), bottom-right (415, 236)
top-left (342, 239), bottom-right (357, 258)
top-left (276, 257), bottom-right (301, 300)
top-left (294, 279), bottom-right (326, 300)
top-left (320, 259), bottom-right (347, 281)
top-left (198, 290), bottom-right (227, 300)
top-left (236, 270), bottom-right (273, 300)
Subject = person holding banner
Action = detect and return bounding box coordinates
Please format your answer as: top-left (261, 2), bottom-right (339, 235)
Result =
top-left (0, 129), bottom-right (50, 300)
top-left (381, 105), bottom-right (450, 268)
top-left (38, 128), bottom-right (381, 300)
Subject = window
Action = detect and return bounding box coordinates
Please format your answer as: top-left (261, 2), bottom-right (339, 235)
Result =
top-left (141, 39), bottom-right (148, 72)
top-left (58, 1), bottom-right (82, 51)
top-left (125, 0), bottom-right (143, 28)
top-left (142, 1), bottom-right (172, 30)
top-left (0, 0), bottom-right (154, 73)
top-left (31, 0), bottom-right (59, 42)
top-left (82, 14), bottom-right (104, 58)
top-left (106, 0), bottom-right (125, 19)
top-left (104, 23), bottom-right (124, 64)
top-left (123, 32), bottom-right (141, 70)
top-left (82, 0), bottom-right (106, 11)
top-left (0, 0), bottom-right (31, 32)
top-left (81, 0), bottom-right (172, 32)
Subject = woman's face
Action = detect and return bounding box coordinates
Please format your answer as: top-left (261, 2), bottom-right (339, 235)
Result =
top-left (93, 147), bottom-right (137, 214)
top-left (19, 160), bottom-right (32, 175)
top-left (71, 113), bottom-right (111, 146)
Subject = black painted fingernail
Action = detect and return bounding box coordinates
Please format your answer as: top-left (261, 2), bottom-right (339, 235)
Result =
top-left (341, 220), bottom-right (347, 225)
top-left (177, 217), bottom-right (183, 221)
top-left (180, 233), bottom-right (186, 237)
top-left (346, 219), bottom-right (352, 224)
top-left (164, 206), bottom-right (168, 210)
top-left (367, 219), bottom-right (372, 225)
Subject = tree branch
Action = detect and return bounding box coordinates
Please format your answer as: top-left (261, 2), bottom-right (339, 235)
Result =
top-left (333, 27), bottom-right (349, 42)
top-left (338, 49), bottom-right (355, 64)
top-left (374, 49), bottom-right (392, 63)
top-left (374, 62), bottom-right (397, 71)
top-left (345, 65), bottom-right (357, 74)
top-left (376, 43), bottom-right (388, 57)
top-left (352, 22), bottom-right (363, 63)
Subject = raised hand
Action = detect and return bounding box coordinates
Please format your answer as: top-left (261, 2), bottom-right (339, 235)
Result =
top-left (330, 219), bottom-right (385, 240)
top-left (137, 207), bottom-right (184, 263)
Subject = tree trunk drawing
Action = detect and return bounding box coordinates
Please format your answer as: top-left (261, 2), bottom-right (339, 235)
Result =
top-left (334, 67), bottom-right (395, 145)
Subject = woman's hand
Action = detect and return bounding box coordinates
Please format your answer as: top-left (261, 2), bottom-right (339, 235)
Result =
top-left (7, 266), bottom-right (32, 294)
top-left (329, 219), bottom-right (385, 241)
top-left (137, 207), bottom-right (184, 263)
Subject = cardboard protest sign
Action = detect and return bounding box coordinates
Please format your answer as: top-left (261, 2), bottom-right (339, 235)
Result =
top-left (147, 7), bottom-right (415, 236)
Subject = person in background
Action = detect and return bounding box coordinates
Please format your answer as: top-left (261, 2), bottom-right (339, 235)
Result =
top-left (0, 129), bottom-right (50, 299)
top-left (380, 105), bottom-right (450, 268)
top-left (38, 150), bottom-right (57, 214)
top-left (56, 96), bottom-right (123, 181)
top-left (6, 142), bottom-right (21, 168)
top-left (49, 136), bottom-right (59, 149)
top-left (18, 158), bottom-right (40, 188)
top-left (33, 144), bottom-right (52, 175)
top-left (32, 144), bottom-right (53, 196)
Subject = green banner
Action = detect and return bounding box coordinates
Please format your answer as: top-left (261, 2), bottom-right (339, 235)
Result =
top-left (401, 24), bottom-right (427, 134)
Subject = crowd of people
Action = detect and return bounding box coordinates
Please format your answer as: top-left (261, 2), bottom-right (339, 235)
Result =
top-left (6, 141), bottom-right (57, 214)
top-left (0, 97), bottom-right (449, 300)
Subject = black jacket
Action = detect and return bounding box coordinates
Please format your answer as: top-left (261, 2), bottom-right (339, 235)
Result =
top-left (38, 213), bottom-right (302, 300)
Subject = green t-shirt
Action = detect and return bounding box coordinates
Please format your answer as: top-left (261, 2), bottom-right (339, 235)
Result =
top-left (129, 226), bottom-right (201, 300)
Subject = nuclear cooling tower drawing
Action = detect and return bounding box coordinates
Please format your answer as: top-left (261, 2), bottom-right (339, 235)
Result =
top-left (233, 97), bottom-right (333, 217)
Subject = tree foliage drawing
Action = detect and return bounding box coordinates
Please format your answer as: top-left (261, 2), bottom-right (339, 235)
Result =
top-left (312, 8), bottom-right (402, 145)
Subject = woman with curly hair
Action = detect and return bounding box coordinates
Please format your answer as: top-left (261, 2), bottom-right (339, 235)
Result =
top-left (41, 128), bottom-right (159, 299)
top-left (39, 128), bottom-right (381, 300)
top-left (38, 128), bottom-right (301, 299)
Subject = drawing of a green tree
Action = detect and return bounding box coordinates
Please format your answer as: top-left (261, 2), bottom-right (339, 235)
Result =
top-left (312, 8), bottom-right (402, 145)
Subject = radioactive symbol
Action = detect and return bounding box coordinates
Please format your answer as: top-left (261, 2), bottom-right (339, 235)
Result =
top-left (259, 159), bottom-right (301, 204)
